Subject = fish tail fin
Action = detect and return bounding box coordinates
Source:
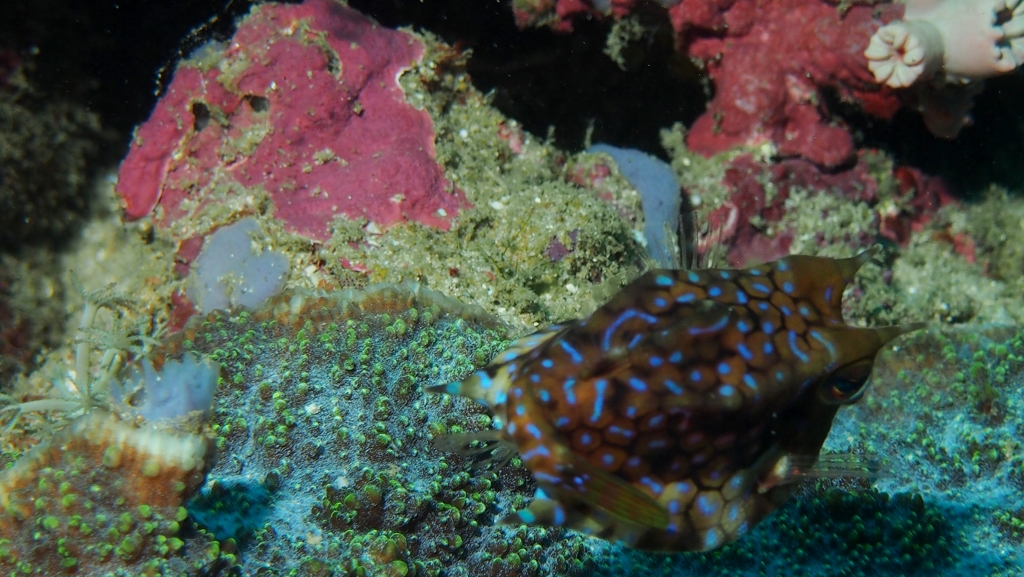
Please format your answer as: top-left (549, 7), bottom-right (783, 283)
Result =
top-left (426, 369), bottom-right (497, 404)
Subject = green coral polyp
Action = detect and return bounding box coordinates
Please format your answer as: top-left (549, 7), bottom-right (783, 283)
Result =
top-left (0, 410), bottom-right (226, 573)
top-left (167, 283), bottom-right (589, 574)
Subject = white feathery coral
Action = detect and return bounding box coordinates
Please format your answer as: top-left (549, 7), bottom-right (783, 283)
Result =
top-left (865, 0), bottom-right (1024, 87)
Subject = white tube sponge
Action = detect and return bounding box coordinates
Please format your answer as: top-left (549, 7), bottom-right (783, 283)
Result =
top-left (865, 0), bottom-right (1024, 87)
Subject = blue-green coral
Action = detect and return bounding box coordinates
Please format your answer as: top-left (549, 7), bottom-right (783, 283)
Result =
top-left (169, 283), bottom-right (588, 576)
top-left (582, 481), bottom-right (971, 577)
top-left (826, 324), bottom-right (1024, 574)
top-left (12, 283), bottom-right (1018, 575)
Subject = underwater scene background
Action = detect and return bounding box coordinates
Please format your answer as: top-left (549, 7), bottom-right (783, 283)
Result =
top-left (2, 0), bottom-right (1024, 575)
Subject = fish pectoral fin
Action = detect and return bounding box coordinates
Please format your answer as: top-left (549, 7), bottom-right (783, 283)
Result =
top-left (499, 490), bottom-right (569, 528)
top-left (790, 453), bottom-right (892, 479)
top-left (562, 454), bottom-right (670, 530)
top-left (431, 430), bottom-right (516, 470)
top-left (758, 453), bottom-right (890, 493)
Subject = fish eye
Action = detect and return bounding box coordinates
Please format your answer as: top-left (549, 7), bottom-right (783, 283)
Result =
top-left (818, 361), bottom-right (873, 405)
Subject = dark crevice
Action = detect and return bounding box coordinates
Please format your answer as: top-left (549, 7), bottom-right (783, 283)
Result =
top-left (812, 72), bottom-right (1024, 196)
top-left (191, 101), bottom-right (211, 132)
top-left (347, 0), bottom-right (705, 159)
top-left (0, 0), bottom-right (261, 164)
top-left (244, 94), bottom-right (270, 113)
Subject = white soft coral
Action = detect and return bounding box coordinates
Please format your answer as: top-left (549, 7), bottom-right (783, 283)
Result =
top-left (865, 0), bottom-right (1024, 87)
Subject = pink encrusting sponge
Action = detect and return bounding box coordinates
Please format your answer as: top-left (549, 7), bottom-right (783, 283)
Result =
top-left (115, 0), bottom-right (467, 240)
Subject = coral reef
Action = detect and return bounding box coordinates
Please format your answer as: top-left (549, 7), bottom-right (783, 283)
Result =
top-left (3, 1), bottom-right (1024, 575)
top-left (155, 282), bottom-right (1015, 575)
top-left (161, 283), bottom-right (588, 575)
top-left (865, 0), bottom-right (1024, 86)
top-left (112, 0), bottom-right (649, 331)
top-left (0, 410), bottom-right (226, 575)
top-left (513, 0), bottom-right (1024, 166)
top-left (672, 0), bottom-right (902, 169)
top-left (512, 0), bottom-right (904, 168)
top-left (823, 323), bottom-right (1024, 572)
top-left (656, 124), bottom-right (954, 269)
top-left (584, 481), bottom-right (972, 577)
top-left (331, 34), bottom-right (647, 327)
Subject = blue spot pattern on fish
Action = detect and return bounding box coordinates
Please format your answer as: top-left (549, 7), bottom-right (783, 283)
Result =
top-left (429, 249), bottom-right (922, 552)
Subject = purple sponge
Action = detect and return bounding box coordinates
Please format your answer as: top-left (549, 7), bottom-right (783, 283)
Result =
top-left (111, 352), bottom-right (219, 422)
top-left (186, 218), bottom-right (288, 313)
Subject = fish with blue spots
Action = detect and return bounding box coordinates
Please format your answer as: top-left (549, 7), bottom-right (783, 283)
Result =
top-left (428, 248), bottom-right (922, 551)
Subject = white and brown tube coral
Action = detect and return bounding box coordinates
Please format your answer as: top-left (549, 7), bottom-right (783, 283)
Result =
top-left (864, 0), bottom-right (1024, 137)
top-left (866, 0), bottom-right (1024, 86)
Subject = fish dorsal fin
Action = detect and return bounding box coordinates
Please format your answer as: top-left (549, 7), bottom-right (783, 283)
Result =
top-left (633, 300), bottom-right (734, 368)
top-left (561, 452), bottom-right (670, 530)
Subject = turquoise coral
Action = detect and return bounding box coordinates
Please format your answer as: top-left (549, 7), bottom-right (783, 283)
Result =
top-left (167, 283), bottom-right (1018, 575)
top-left (827, 324), bottom-right (1024, 573)
top-left (583, 482), bottom-right (965, 577)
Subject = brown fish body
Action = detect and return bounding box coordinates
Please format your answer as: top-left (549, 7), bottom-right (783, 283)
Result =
top-left (431, 250), bottom-right (920, 551)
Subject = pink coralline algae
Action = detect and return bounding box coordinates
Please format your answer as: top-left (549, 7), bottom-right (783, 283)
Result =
top-left (703, 154), bottom-right (953, 267)
top-left (675, 0), bottom-right (903, 168)
top-left (515, 0), bottom-right (906, 168)
top-left (116, 0), bottom-right (465, 240)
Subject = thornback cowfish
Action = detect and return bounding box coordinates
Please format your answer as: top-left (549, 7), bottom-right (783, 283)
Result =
top-left (428, 248), bottom-right (922, 552)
